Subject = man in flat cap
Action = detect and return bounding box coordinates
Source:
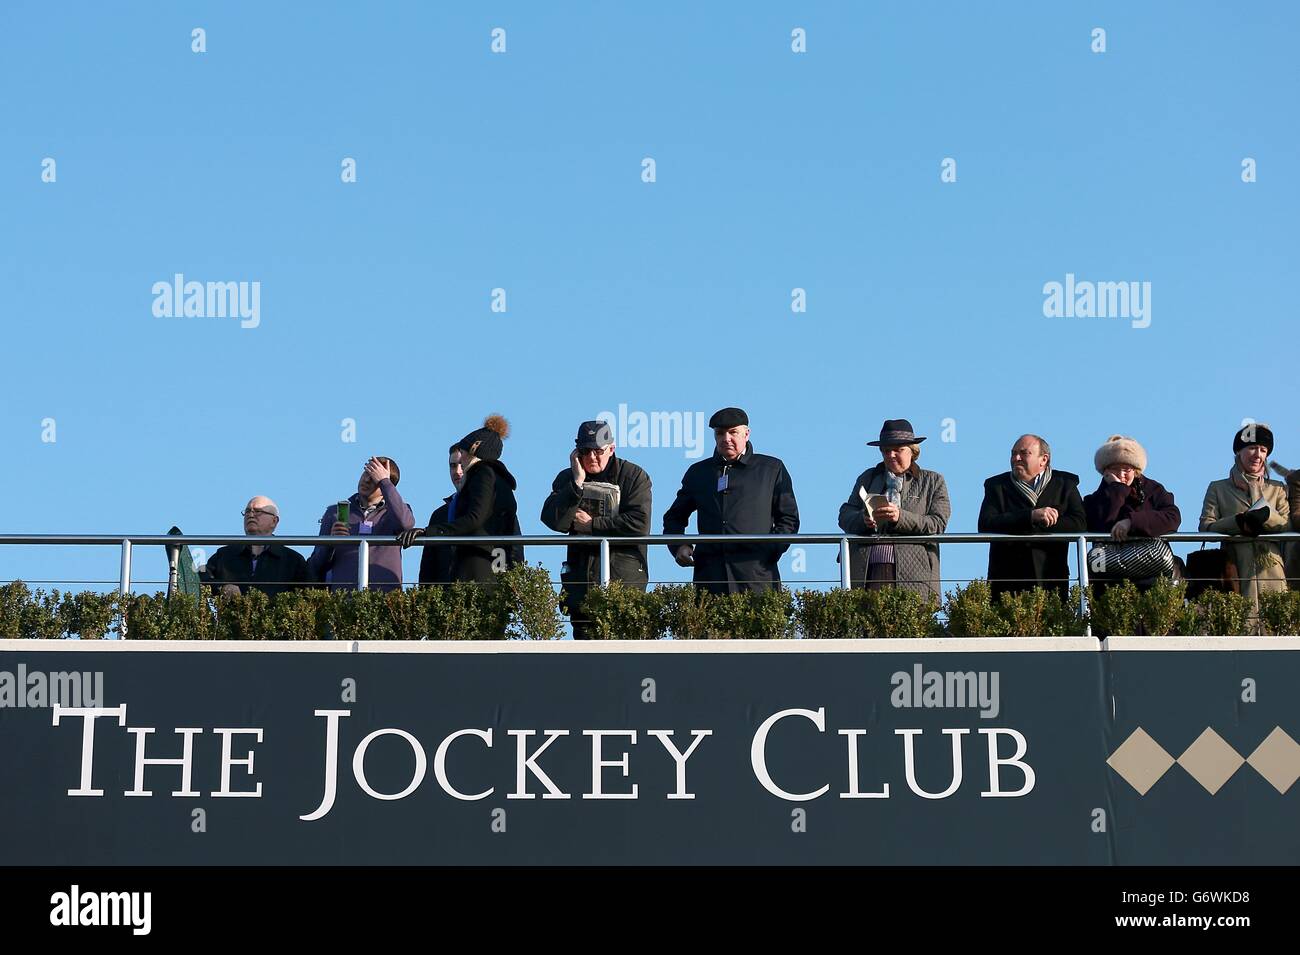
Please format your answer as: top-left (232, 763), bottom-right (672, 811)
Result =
top-left (541, 420), bottom-right (652, 638)
top-left (662, 407), bottom-right (800, 594)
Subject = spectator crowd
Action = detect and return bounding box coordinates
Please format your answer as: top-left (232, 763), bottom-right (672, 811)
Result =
top-left (200, 412), bottom-right (1300, 637)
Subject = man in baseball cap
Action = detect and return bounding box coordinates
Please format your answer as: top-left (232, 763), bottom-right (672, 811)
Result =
top-left (540, 420), bottom-right (653, 638)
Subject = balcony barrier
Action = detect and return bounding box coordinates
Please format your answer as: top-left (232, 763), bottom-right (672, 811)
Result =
top-left (1, 531), bottom-right (1297, 639)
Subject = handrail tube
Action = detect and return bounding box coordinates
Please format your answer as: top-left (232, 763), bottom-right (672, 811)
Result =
top-left (6, 532), bottom-right (1295, 601)
top-left (1, 532), bottom-right (1296, 546)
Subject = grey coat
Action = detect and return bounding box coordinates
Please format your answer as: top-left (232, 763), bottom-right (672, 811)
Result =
top-left (837, 463), bottom-right (951, 601)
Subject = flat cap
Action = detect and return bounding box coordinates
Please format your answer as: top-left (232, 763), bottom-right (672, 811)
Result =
top-left (709, 407), bottom-right (749, 429)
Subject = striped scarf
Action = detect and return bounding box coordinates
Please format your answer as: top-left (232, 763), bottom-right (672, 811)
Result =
top-left (1014, 465), bottom-right (1053, 506)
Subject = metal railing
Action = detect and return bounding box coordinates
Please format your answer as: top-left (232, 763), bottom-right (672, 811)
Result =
top-left (3, 530), bottom-right (1298, 580)
top-left (3, 528), bottom-right (1297, 629)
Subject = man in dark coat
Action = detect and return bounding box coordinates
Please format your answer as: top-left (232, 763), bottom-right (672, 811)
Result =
top-left (662, 407), bottom-right (800, 594)
top-left (400, 415), bottom-right (519, 585)
top-left (978, 434), bottom-right (1087, 599)
top-left (202, 495), bottom-right (315, 597)
top-left (419, 443), bottom-right (524, 585)
top-left (541, 421), bottom-right (652, 638)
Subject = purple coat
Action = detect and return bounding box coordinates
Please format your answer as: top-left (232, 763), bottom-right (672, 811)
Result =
top-left (308, 479), bottom-right (415, 590)
top-left (1084, 475), bottom-right (1181, 537)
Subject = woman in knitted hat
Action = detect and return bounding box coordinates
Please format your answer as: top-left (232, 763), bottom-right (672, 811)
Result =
top-left (1198, 422), bottom-right (1291, 611)
top-left (1083, 435), bottom-right (1181, 589)
top-left (399, 414), bottom-right (520, 585)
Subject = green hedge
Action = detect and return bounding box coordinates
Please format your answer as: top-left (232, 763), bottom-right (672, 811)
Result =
top-left (2, 573), bottom-right (1297, 640)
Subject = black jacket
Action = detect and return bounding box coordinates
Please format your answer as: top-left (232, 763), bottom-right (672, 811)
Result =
top-left (540, 455), bottom-right (652, 586)
top-left (978, 470), bottom-right (1087, 598)
top-left (201, 542), bottom-right (315, 597)
top-left (424, 460), bottom-right (520, 583)
top-left (662, 442), bottom-right (800, 593)
top-left (418, 494), bottom-right (526, 585)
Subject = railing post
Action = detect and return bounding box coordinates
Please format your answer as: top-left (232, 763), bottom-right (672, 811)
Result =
top-left (117, 539), bottom-right (133, 640)
top-left (599, 537), bottom-right (611, 587)
top-left (1077, 535), bottom-right (1091, 638)
top-left (357, 539), bottom-right (369, 591)
top-left (839, 537), bottom-right (851, 589)
top-left (119, 539), bottom-right (133, 595)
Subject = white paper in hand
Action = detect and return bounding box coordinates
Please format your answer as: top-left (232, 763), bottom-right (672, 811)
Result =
top-left (858, 486), bottom-right (890, 521)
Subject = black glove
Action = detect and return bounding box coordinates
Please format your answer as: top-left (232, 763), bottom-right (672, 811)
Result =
top-left (1235, 509), bottom-right (1269, 536)
top-left (397, 527), bottom-right (426, 549)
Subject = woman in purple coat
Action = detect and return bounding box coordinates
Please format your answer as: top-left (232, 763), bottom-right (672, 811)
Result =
top-left (1083, 435), bottom-right (1181, 587)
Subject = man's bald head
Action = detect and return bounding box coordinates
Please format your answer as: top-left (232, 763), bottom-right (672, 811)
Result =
top-left (243, 496), bottom-right (280, 535)
top-left (1010, 435), bottom-right (1051, 481)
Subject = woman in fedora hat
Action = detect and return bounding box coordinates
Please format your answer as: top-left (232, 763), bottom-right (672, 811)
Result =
top-left (837, 419), bottom-right (951, 600)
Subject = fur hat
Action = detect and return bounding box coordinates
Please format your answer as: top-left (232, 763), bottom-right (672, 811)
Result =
top-left (1094, 435), bottom-right (1147, 474)
top-left (455, 414), bottom-right (510, 462)
top-left (1233, 422), bottom-right (1274, 455)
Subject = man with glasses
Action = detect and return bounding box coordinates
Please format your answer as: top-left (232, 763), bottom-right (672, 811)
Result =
top-left (201, 496), bottom-right (315, 597)
top-left (541, 421), bottom-right (652, 639)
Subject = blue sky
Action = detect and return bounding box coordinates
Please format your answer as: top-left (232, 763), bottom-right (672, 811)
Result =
top-left (1, 1), bottom-right (1296, 598)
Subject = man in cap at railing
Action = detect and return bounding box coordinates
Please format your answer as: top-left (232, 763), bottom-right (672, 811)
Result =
top-left (978, 434), bottom-right (1087, 599)
top-left (201, 496), bottom-right (314, 597)
top-left (663, 407), bottom-right (800, 594)
top-left (309, 456), bottom-right (415, 591)
top-left (541, 420), bottom-right (652, 638)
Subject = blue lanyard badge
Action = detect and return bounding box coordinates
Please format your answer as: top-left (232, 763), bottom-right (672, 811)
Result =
top-left (359, 520), bottom-right (374, 535)
top-left (717, 470), bottom-right (729, 493)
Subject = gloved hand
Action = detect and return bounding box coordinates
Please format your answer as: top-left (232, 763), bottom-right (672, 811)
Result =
top-left (1236, 509), bottom-right (1269, 536)
top-left (397, 527), bottom-right (426, 549)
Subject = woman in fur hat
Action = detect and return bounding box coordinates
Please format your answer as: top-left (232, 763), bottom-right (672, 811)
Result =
top-left (1083, 435), bottom-right (1181, 588)
top-left (399, 415), bottom-right (519, 585)
top-left (1199, 422), bottom-right (1291, 610)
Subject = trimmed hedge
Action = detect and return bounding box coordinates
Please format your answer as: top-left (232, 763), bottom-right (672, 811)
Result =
top-left (2, 573), bottom-right (1297, 640)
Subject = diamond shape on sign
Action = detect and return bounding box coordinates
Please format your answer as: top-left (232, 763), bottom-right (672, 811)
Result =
top-left (1247, 727), bottom-right (1300, 794)
top-left (1177, 728), bottom-right (1244, 795)
top-left (1107, 728), bottom-right (1174, 796)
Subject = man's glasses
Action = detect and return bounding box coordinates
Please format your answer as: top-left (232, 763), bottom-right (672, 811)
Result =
top-left (242, 508), bottom-right (277, 518)
top-left (576, 447), bottom-right (609, 458)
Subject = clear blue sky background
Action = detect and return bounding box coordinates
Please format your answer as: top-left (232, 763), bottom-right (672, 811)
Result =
top-left (1, 1), bottom-right (1296, 601)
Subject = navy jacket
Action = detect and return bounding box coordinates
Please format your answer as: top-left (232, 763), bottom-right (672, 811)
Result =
top-left (662, 443), bottom-right (799, 593)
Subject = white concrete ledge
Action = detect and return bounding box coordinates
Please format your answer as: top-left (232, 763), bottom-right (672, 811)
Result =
top-left (1104, 636), bottom-right (1300, 651)
top-left (3, 637), bottom-right (1106, 653)
top-left (3, 636), bottom-right (1295, 653)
